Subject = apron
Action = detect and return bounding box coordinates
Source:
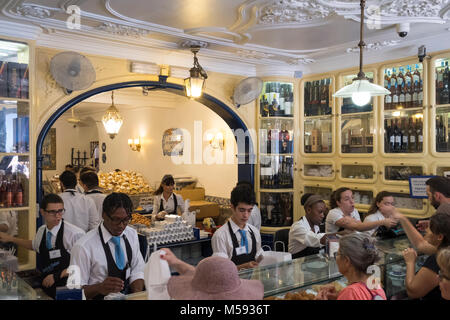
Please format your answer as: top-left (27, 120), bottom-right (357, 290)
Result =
top-left (38, 220), bottom-right (71, 299)
top-left (292, 246), bottom-right (320, 259)
top-left (159, 193), bottom-right (178, 215)
top-left (93, 225), bottom-right (133, 300)
top-left (228, 222), bottom-right (257, 266)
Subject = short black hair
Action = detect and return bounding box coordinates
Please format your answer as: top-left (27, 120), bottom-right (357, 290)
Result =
top-left (80, 171), bottom-right (99, 189)
top-left (40, 193), bottom-right (64, 211)
top-left (426, 177), bottom-right (450, 198)
top-left (59, 170), bottom-right (77, 189)
top-left (236, 180), bottom-right (254, 191)
top-left (103, 192), bottom-right (134, 217)
top-left (230, 184), bottom-right (255, 207)
top-left (80, 166), bottom-right (96, 176)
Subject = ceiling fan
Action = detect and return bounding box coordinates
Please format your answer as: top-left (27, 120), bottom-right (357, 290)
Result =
top-left (66, 108), bottom-right (89, 127)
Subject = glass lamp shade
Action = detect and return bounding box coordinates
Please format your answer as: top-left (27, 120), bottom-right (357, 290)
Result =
top-left (184, 76), bottom-right (205, 98)
top-left (334, 79), bottom-right (390, 106)
top-left (102, 105), bottom-right (123, 139)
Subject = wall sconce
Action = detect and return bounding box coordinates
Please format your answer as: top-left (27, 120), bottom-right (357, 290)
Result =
top-left (206, 132), bottom-right (225, 150)
top-left (128, 137), bottom-right (141, 152)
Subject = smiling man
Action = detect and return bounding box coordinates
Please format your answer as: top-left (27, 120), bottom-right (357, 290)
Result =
top-left (0, 193), bottom-right (85, 299)
top-left (211, 184), bottom-right (264, 270)
top-left (69, 192), bottom-right (145, 299)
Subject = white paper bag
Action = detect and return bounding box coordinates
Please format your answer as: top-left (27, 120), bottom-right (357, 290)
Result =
top-left (144, 250), bottom-right (171, 300)
top-left (258, 244), bottom-right (292, 267)
top-left (182, 211), bottom-right (196, 227)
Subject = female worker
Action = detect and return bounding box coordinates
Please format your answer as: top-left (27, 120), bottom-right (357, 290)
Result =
top-left (152, 175), bottom-right (185, 221)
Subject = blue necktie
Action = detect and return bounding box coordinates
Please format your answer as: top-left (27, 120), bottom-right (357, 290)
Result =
top-left (238, 229), bottom-right (248, 254)
top-left (46, 232), bottom-right (52, 250)
top-left (111, 236), bottom-right (125, 270)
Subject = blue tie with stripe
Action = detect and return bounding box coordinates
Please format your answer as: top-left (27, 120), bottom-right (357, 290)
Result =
top-left (111, 236), bottom-right (125, 270)
top-left (238, 229), bottom-right (248, 254)
top-left (46, 232), bottom-right (52, 250)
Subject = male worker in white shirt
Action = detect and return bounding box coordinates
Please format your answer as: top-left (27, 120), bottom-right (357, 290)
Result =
top-left (80, 171), bottom-right (106, 223)
top-left (58, 170), bottom-right (99, 232)
top-left (69, 192), bottom-right (145, 300)
top-left (211, 184), bottom-right (264, 270)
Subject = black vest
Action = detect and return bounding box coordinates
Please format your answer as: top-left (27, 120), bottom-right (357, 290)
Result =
top-left (93, 225), bottom-right (133, 300)
top-left (159, 193), bottom-right (178, 215)
top-left (38, 220), bottom-right (71, 298)
top-left (227, 222), bottom-right (257, 266)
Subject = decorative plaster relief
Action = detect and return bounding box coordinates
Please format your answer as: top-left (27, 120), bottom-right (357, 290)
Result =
top-left (287, 57), bottom-right (316, 65)
top-left (346, 40), bottom-right (402, 53)
top-left (96, 22), bottom-right (150, 38)
top-left (378, 0), bottom-right (447, 18)
top-left (178, 40), bottom-right (209, 49)
top-left (13, 3), bottom-right (54, 19)
top-left (235, 49), bottom-right (274, 59)
top-left (259, 0), bottom-right (335, 24)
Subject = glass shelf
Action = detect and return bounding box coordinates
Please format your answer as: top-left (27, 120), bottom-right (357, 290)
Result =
top-left (435, 57), bottom-right (449, 106)
top-left (341, 113), bottom-right (374, 154)
top-left (259, 82), bottom-right (294, 117)
top-left (304, 117), bottom-right (332, 154)
top-left (260, 155), bottom-right (293, 189)
top-left (304, 78), bottom-right (333, 117)
top-left (260, 192), bottom-right (293, 227)
top-left (383, 110), bottom-right (423, 154)
top-left (383, 63), bottom-right (423, 111)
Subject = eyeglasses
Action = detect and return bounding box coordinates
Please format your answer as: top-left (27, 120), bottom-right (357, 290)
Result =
top-left (438, 271), bottom-right (450, 282)
top-left (106, 214), bottom-right (131, 226)
top-left (44, 208), bottom-right (65, 215)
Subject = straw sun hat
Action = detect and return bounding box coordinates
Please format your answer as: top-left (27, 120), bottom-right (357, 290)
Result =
top-left (167, 256), bottom-right (264, 300)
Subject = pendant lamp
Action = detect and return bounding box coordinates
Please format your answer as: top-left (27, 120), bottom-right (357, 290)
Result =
top-left (102, 90), bottom-right (123, 139)
top-left (184, 46), bottom-right (208, 99)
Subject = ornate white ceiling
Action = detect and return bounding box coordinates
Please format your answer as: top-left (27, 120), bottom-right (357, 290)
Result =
top-left (1, 0), bottom-right (449, 76)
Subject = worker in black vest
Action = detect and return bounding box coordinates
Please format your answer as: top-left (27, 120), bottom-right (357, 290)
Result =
top-left (0, 194), bottom-right (85, 299)
top-left (152, 174), bottom-right (185, 221)
top-left (211, 184), bottom-right (264, 270)
top-left (69, 193), bottom-right (145, 299)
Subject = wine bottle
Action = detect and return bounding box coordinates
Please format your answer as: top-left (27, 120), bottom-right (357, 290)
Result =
top-left (304, 82), bottom-right (311, 116)
top-left (398, 67), bottom-right (406, 108)
top-left (405, 66), bottom-right (413, 108)
top-left (437, 61), bottom-right (445, 103)
top-left (391, 68), bottom-right (398, 109)
top-left (394, 119), bottom-right (402, 152)
top-left (311, 123), bottom-right (321, 153)
top-left (401, 118), bottom-right (408, 152)
top-left (388, 119), bottom-right (395, 153)
top-left (384, 70), bottom-right (392, 110)
top-left (6, 179), bottom-right (12, 207)
top-left (408, 118), bottom-right (417, 152)
top-left (416, 118), bottom-right (423, 152)
top-left (413, 80), bottom-right (419, 108)
top-left (441, 84), bottom-right (450, 105)
top-left (418, 79), bottom-right (424, 107)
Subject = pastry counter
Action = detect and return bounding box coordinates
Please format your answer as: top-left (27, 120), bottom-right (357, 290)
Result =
top-left (237, 235), bottom-right (422, 300)
top-left (0, 272), bottom-right (50, 300)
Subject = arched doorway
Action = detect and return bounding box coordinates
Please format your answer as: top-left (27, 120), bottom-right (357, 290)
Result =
top-left (36, 80), bottom-right (255, 211)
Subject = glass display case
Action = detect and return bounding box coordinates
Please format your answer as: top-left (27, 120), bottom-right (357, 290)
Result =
top-left (259, 82), bottom-right (294, 117)
top-left (339, 162), bottom-right (375, 183)
top-left (259, 118), bottom-right (294, 155)
top-left (260, 192), bottom-right (293, 227)
top-left (303, 77), bottom-right (334, 155)
top-left (303, 185), bottom-right (333, 203)
top-left (434, 164), bottom-right (450, 177)
top-left (388, 190), bottom-right (427, 214)
top-left (350, 187), bottom-right (374, 208)
top-left (383, 164), bottom-right (424, 184)
top-left (259, 155), bottom-right (293, 189)
top-left (435, 57), bottom-right (450, 106)
top-left (383, 110), bottom-right (424, 154)
top-left (301, 161), bottom-right (334, 181)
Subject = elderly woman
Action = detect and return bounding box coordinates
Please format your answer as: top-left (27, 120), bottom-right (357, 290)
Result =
top-left (316, 233), bottom-right (387, 300)
top-left (437, 247), bottom-right (450, 300)
top-left (288, 195), bottom-right (330, 259)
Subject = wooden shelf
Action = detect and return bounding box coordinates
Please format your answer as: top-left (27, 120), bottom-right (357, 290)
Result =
top-left (304, 114), bottom-right (333, 120)
top-left (0, 153), bottom-right (30, 157)
top-left (0, 206), bottom-right (29, 212)
top-left (341, 111), bottom-right (373, 117)
top-left (0, 97), bottom-right (29, 103)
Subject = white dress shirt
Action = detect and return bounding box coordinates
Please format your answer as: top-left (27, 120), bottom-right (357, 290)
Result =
top-left (59, 189), bottom-right (100, 232)
top-left (363, 211), bottom-right (385, 236)
top-left (153, 193), bottom-right (185, 214)
top-left (32, 220), bottom-right (85, 254)
top-left (211, 219), bottom-right (264, 259)
top-left (0, 211), bottom-right (18, 236)
top-left (248, 205), bottom-right (261, 231)
top-left (85, 190), bottom-right (107, 223)
top-left (288, 216), bottom-right (325, 255)
top-left (325, 207), bottom-right (361, 233)
top-left (69, 223), bottom-right (145, 286)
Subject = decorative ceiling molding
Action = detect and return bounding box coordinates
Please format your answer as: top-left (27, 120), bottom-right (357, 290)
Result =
top-left (235, 49), bottom-right (274, 60)
top-left (378, 0), bottom-right (446, 18)
top-left (178, 40), bottom-right (209, 49)
top-left (287, 57), bottom-right (316, 65)
top-left (346, 40), bottom-right (402, 53)
top-left (12, 3), bottom-right (57, 19)
top-left (96, 22), bottom-right (150, 38)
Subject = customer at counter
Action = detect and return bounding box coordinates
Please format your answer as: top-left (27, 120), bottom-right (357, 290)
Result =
top-left (0, 194), bottom-right (85, 299)
top-left (69, 193), bottom-right (145, 299)
top-left (392, 176), bottom-right (450, 256)
top-left (152, 174), bottom-right (185, 221)
top-left (159, 248), bottom-right (264, 300)
top-left (211, 184), bottom-right (264, 270)
top-left (236, 181), bottom-right (261, 230)
top-left (400, 212), bottom-right (450, 300)
top-left (364, 191), bottom-right (397, 236)
top-left (437, 247), bottom-right (450, 300)
top-left (288, 195), bottom-right (331, 259)
top-left (316, 233), bottom-right (387, 300)
top-left (80, 171), bottom-right (106, 223)
top-left (59, 170), bottom-right (99, 232)
top-left (325, 187), bottom-right (398, 234)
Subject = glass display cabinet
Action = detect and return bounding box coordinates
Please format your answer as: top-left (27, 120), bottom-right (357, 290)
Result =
top-left (382, 62), bottom-right (425, 156)
top-left (338, 161), bottom-right (376, 184)
top-left (300, 161), bottom-right (335, 181)
top-left (381, 162), bottom-right (426, 185)
top-left (339, 72), bottom-right (375, 155)
top-left (385, 189), bottom-right (428, 216)
top-left (432, 56), bottom-right (450, 155)
top-left (350, 187), bottom-right (374, 209)
top-left (0, 38), bottom-right (32, 269)
top-left (302, 77), bottom-right (334, 155)
top-left (433, 163), bottom-right (450, 177)
top-left (302, 185), bottom-right (333, 203)
top-left (260, 191), bottom-right (293, 227)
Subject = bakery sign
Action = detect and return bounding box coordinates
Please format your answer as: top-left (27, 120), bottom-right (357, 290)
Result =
top-left (162, 128), bottom-right (184, 156)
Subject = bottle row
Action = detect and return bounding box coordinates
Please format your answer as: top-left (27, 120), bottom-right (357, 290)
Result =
top-left (384, 116), bottom-right (423, 153)
top-left (383, 64), bottom-right (423, 110)
top-left (260, 156), bottom-right (293, 189)
top-left (436, 59), bottom-right (450, 105)
top-left (259, 82), bottom-right (294, 117)
top-left (0, 174), bottom-right (24, 208)
top-left (260, 119), bottom-right (294, 154)
top-left (0, 61), bottom-right (29, 100)
top-left (304, 78), bottom-right (332, 117)
top-left (260, 192), bottom-right (293, 227)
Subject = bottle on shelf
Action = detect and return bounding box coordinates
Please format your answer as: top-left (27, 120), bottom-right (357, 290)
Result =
top-left (416, 118), bottom-right (423, 152)
top-left (398, 67), bottom-right (406, 108)
top-left (312, 81), bottom-right (320, 115)
top-left (405, 66), bottom-right (413, 108)
top-left (279, 85), bottom-right (286, 115)
top-left (413, 80), bottom-right (420, 108)
top-left (401, 118), bottom-right (408, 152)
top-left (311, 122), bottom-right (322, 153)
top-left (393, 119), bottom-right (402, 152)
top-left (437, 61), bottom-right (445, 103)
top-left (285, 89), bottom-right (293, 116)
top-left (441, 84), bottom-right (450, 105)
top-left (390, 68), bottom-right (398, 109)
top-left (6, 179), bottom-right (12, 208)
top-left (384, 70), bottom-right (392, 110)
top-left (408, 118), bottom-right (417, 152)
top-left (388, 119), bottom-right (395, 153)
top-left (304, 82), bottom-right (311, 117)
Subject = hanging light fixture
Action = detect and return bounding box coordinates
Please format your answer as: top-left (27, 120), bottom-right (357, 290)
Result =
top-left (333, 0), bottom-right (390, 106)
top-left (184, 46), bottom-right (208, 99)
top-left (102, 90), bottom-right (123, 139)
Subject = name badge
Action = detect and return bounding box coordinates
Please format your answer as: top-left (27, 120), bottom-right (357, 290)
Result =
top-left (49, 249), bottom-right (62, 259)
top-left (235, 246), bottom-right (247, 256)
